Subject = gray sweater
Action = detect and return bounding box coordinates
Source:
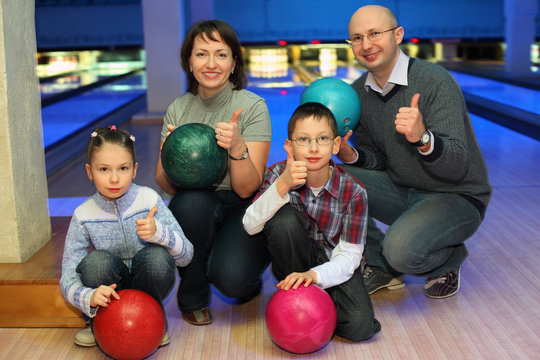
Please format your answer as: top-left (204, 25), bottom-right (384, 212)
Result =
top-left (351, 58), bottom-right (492, 214)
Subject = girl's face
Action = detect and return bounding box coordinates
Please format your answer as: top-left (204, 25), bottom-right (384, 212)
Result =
top-left (189, 31), bottom-right (236, 98)
top-left (85, 143), bottom-right (138, 201)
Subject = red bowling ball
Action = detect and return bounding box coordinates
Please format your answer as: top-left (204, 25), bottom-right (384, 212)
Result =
top-left (93, 289), bottom-right (165, 360)
top-left (265, 284), bottom-right (337, 354)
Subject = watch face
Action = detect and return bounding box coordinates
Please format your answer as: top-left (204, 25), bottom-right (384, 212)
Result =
top-left (421, 132), bottom-right (430, 144)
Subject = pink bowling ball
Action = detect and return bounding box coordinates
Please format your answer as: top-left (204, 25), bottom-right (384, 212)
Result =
top-left (265, 284), bottom-right (337, 354)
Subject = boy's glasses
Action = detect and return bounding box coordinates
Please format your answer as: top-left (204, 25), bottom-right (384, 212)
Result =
top-left (346, 27), bottom-right (398, 46)
top-left (291, 136), bottom-right (334, 147)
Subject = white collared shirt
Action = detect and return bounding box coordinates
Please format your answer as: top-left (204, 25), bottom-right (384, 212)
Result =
top-left (364, 49), bottom-right (409, 95)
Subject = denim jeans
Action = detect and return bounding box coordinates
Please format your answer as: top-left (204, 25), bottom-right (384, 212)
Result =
top-left (341, 165), bottom-right (483, 278)
top-left (263, 205), bottom-right (381, 342)
top-left (76, 245), bottom-right (176, 322)
top-left (168, 189), bottom-right (270, 312)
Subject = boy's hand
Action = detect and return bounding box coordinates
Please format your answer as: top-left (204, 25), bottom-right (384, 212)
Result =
top-left (276, 270), bottom-right (318, 290)
top-left (136, 207), bottom-right (158, 241)
top-left (90, 284), bottom-right (120, 308)
top-left (279, 142), bottom-right (308, 188)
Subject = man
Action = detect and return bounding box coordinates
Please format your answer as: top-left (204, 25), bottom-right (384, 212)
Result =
top-left (339, 5), bottom-right (492, 298)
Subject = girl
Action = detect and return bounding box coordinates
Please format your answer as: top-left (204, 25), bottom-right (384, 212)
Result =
top-left (60, 125), bottom-right (193, 347)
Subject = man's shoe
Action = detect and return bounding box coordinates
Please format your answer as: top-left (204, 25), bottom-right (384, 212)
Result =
top-left (424, 268), bottom-right (460, 299)
top-left (160, 332), bottom-right (171, 346)
top-left (364, 266), bottom-right (405, 294)
top-left (182, 307), bottom-right (213, 325)
top-left (74, 327), bottom-right (96, 347)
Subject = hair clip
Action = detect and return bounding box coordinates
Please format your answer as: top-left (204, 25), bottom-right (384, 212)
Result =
top-left (91, 131), bottom-right (98, 138)
top-left (130, 135), bottom-right (136, 142)
top-left (109, 125), bottom-right (117, 131)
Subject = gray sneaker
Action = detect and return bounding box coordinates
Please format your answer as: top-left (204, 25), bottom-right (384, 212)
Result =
top-left (74, 327), bottom-right (96, 347)
top-left (363, 266), bottom-right (405, 294)
top-left (424, 268), bottom-right (460, 299)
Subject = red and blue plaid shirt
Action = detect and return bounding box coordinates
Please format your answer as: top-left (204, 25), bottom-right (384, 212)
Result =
top-left (255, 160), bottom-right (368, 249)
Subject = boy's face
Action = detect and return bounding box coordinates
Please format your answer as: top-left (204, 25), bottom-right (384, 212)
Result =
top-left (286, 115), bottom-right (341, 172)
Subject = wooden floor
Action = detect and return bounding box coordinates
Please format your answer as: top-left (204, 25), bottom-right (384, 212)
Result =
top-left (2, 112), bottom-right (540, 359)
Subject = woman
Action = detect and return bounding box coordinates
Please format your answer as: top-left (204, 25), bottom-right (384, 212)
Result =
top-left (155, 20), bottom-right (272, 325)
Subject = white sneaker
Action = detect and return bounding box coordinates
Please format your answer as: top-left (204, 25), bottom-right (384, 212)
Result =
top-left (74, 327), bottom-right (96, 347)
top-left (160, 332), bottom-right (171, 346)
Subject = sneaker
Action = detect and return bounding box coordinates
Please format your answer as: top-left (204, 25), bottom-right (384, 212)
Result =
top-left (160, 332), bottom-right (171, 346)
top-left (182, 307), bottom-right (213, 325)
top-left (364, 266), bottom-right (405, 294)
top-left (74, 327), bottom-right (96, 347)
top-left (424, 268), bottom-right (460, 299)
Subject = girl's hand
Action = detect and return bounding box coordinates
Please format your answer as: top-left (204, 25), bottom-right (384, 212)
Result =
top-left (90, 284), bottom-right (120, 308)
top-left (215, 108), bottom-right (244, 154)
top-left (136, 207), bottom-right (158, 241)
top-left (276, 270), bottom-right (318, 290)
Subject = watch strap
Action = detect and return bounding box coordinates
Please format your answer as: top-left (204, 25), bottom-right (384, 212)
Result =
top-left (229, 146), bottom-right (249, 160)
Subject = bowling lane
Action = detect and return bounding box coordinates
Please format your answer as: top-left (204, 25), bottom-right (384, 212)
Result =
top-left (40, 67), bottom-right (141, 102)
top-left (42, 71), bottom-right (146, 150)
top-left (448, 71), bottom-right (540, 116)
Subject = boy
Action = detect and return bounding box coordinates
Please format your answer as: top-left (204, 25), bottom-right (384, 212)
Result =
top-left (242, 102), bottom-right (381, 342)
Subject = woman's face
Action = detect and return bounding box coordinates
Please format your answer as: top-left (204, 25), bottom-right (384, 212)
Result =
top-left (189, 31), bottom-right (236, 99)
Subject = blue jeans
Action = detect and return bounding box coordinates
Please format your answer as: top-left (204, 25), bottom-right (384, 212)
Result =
top-left (264, 205), bottom-right (381, 342)
top-left (341, 166), bottom-right (483, 277)
top-left (168, 189), bottom-right (270, 312)
top-left (76, 245), bottom-right (176, 321)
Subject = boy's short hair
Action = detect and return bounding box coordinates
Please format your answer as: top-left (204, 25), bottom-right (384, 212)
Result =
top-left (288, 102), bottom-right (338, 139)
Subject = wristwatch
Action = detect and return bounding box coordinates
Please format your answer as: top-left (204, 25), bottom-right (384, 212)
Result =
top-left (229, 146), bottom-right (249, 160)
top-left (411, 130), bottom-right (431, 147)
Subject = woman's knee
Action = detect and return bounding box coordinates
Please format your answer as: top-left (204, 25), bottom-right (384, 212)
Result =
top-left (169, 190), bottom-right (221, 219)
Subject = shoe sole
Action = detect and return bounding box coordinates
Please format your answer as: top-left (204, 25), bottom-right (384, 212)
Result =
top-left (368, 276), bottom-right (405, 295)
top-left (74, 340), bottom-right (97, 347)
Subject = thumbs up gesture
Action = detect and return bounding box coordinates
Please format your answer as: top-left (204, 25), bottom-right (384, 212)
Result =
top-left (276, 142), bottom-right (307, 196)
top-left (395, 93), bottom-right (425, 143)
top-left (136, 206), bottom-right (158, 241)
top-left (215, 108), bottom-right (244, 151)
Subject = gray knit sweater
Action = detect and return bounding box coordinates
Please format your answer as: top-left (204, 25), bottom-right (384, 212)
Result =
top-left (351, 58), bottom-right (492, 213)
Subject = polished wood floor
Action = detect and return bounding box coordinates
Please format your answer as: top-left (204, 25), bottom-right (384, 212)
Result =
top-left (2, 111), bottom-right (540, 359)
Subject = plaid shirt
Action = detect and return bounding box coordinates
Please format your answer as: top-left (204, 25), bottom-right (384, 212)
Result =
top-left (255, 160), bottom-right (368, 249)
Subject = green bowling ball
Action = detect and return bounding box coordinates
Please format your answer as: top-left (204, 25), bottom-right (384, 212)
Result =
top-left (161, 123), bottom-right (227, 189)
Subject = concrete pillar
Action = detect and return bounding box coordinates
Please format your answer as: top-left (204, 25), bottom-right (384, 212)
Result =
top-left (139, 0), bottom-right (186, 114)
top-left (504, 0), bottom-right (538, 74)
top-left (0, 0), bottom-right (51, 262)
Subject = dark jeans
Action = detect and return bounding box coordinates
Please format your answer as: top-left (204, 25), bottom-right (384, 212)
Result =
top-left (168, 189), bottom-right (270, 313)
top-left (341, 166), bottom-right (483, 278)
top-left (76, 245), bottom-right (176, 324)
top-left (263, 205), bottom-right (381, 342)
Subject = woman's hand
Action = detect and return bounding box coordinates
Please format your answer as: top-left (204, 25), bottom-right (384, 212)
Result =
top-left (215, 108), bottom-right (245, 156)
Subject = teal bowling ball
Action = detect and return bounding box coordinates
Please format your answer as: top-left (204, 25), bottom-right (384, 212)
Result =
top-left (161, 123), bottom-right (227, 189)
top-left (300, 78), bottom-right (361, 137)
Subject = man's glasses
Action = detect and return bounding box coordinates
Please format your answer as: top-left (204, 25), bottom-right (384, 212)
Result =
top-left (291, 136), bottom-right (334, 147)
top-left (346, 27), bottom-right (399, 46)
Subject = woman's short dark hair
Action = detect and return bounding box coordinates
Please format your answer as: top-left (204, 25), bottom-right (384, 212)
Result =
top-left (181, 20), bottom-right (246, 95)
